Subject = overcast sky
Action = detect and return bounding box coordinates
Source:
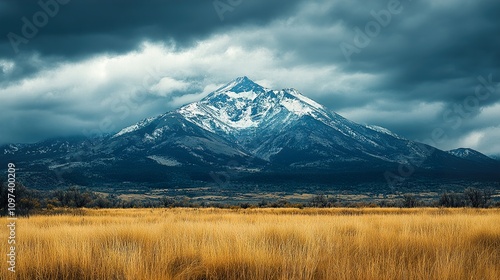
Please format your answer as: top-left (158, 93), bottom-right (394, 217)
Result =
top-left (1, 0), bottom-right (499, 156)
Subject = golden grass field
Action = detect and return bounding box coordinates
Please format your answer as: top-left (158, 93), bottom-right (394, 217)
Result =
top-left (2, 207), bottom-right (500, 280)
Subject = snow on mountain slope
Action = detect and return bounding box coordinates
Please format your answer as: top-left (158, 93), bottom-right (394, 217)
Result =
top-left (114, 116), bottom-right (160, 137)
top-left (447, 148), bottom-right (498, 164)
top-left (366, 125), bottom-right (403, 139)
top-left (448, 148), bottom-right (474, 158)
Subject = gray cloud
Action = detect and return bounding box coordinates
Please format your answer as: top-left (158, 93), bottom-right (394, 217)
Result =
top-left (0, 0), bottom-right (302, 57)
top-left (1, 0), bottom-right (500, 156)
top-left (0, 0), bottom-right (303, 83)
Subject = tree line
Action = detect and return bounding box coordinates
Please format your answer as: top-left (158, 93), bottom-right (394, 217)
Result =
top-left (0, 180), bottom-right (497, 216)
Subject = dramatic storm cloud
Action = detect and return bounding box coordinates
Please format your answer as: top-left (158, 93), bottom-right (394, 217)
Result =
top-left (1, 0), bottom-right (499, 156)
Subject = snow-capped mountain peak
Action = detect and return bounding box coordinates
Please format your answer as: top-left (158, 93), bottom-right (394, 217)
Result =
top-left (178, 77), bottom-right (337, 135)
top-left (211, 76), bottom-right (269, 96)
top-left (112, 77), bottom-right (410, 164)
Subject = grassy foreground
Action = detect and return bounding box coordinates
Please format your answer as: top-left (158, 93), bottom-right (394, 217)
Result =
top-left (2, 208), bottom-right (500, 280)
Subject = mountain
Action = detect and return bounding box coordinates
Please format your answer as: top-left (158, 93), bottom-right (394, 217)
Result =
top-left (447, 148), bottom-right (498, 164)
top-left (1, 77), bottom-right (499, 189)
top-left (171, 77), bottom-right (485, 170)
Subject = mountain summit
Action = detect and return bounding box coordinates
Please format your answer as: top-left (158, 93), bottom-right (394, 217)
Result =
top-left (215, 76), bottom-right (267, 94)
top-left (178, 76), bottom-right (329, 134)
top-left (173, 77), bottom-right (436, 165)
top-left (2, 77), bottom-right (499, 188)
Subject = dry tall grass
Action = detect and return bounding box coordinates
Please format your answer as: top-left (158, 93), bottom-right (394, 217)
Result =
top-left (1, 208), bottom-right (499, 279)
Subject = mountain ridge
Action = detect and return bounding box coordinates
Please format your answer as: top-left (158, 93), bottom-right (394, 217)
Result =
top-left (447, 148), bottom-right (498, 164)
top-left (1, 77), bottom-right (499, 189)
